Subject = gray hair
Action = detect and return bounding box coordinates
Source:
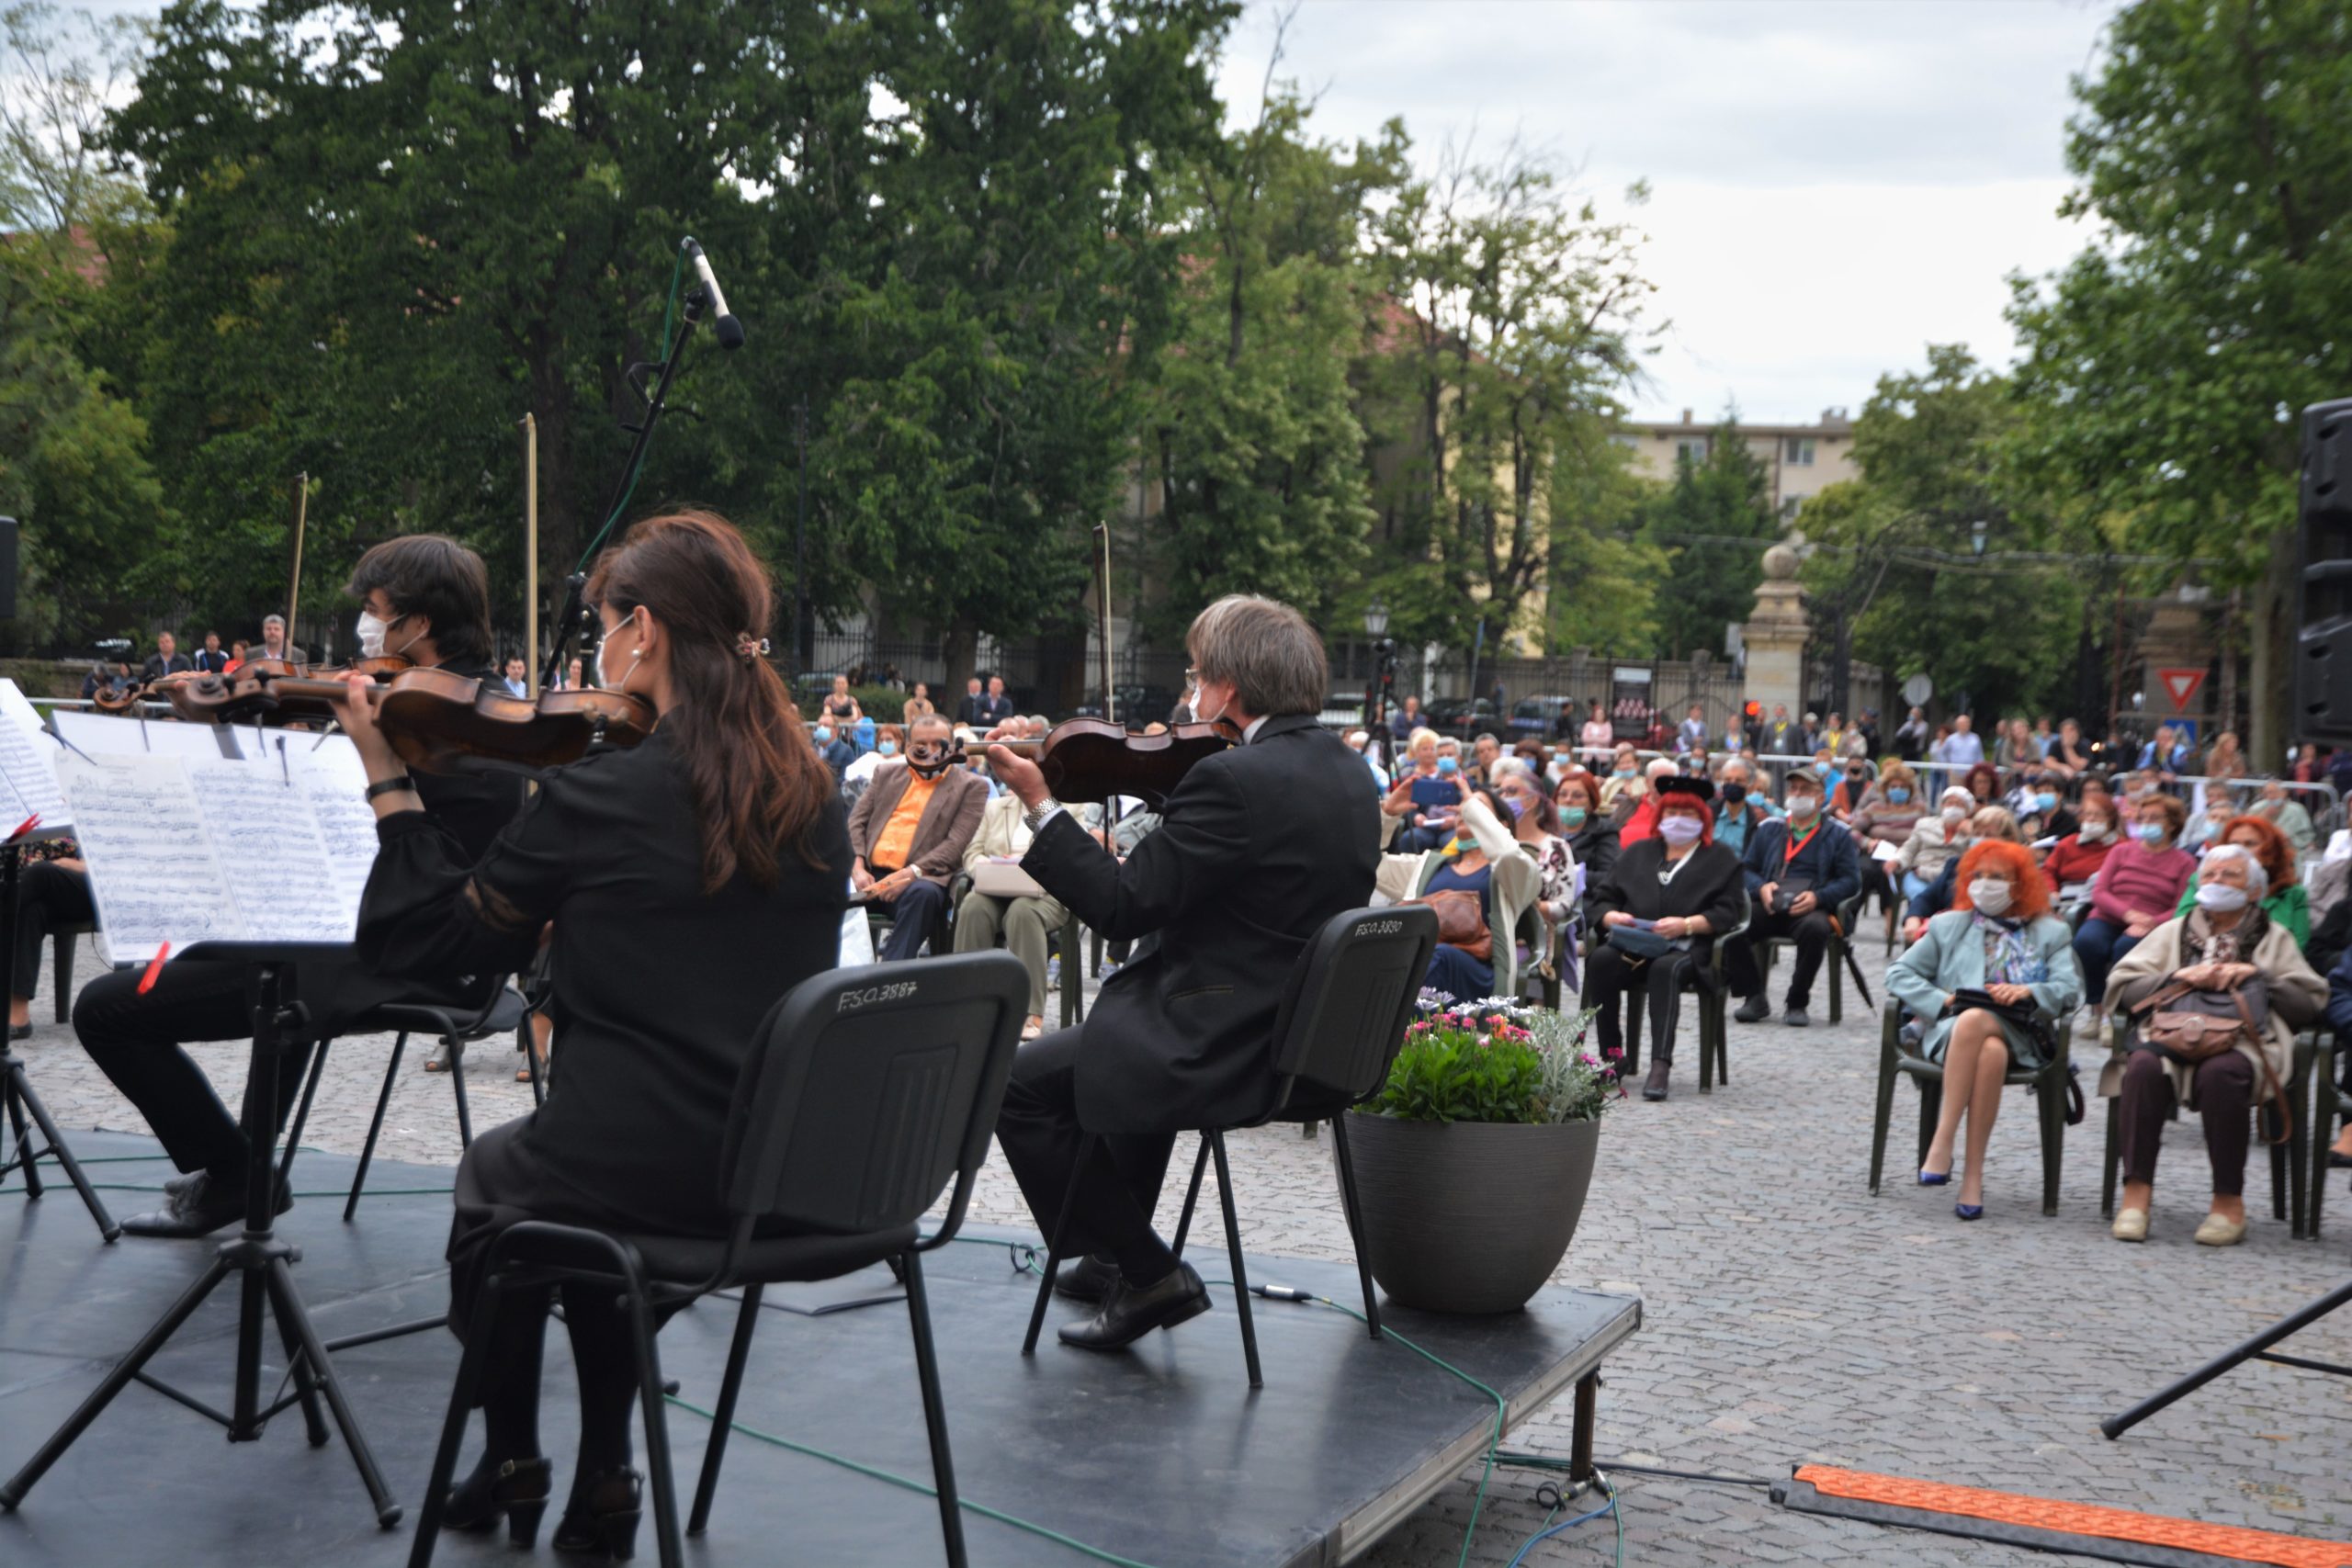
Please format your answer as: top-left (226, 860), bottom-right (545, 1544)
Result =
top-left (1185, 594), bottom-right (1329, 718)
top-left (1488, 757), bottom-right (1539, 791)
top-left (2201, 842), bottom-right (2269, 900)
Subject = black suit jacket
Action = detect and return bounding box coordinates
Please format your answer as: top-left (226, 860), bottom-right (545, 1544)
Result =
top-left (1021, 713), bottom-right (1377, 1134)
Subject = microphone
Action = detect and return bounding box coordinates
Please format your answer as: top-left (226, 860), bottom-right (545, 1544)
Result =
top-left (681, 238), bottom-right (745, 350)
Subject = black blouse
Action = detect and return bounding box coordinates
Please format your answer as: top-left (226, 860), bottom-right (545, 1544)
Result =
top-left (357, 730), bottom-right (852, 1232)
top-left (1589, 838), bottom-right (1745, 944)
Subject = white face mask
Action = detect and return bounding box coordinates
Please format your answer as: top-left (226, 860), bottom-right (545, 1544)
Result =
top-left (1658, 814), bottom-right (1704, 846)
top-left (1968, 878), bottom-right (2013, 916)
top-left (1941, 805), bottom-right (1966, 824)
top-left (2079, 820), bottom-right (2110, 842)
top-left (356, 610), bottom-right (421, 661)
top-left (2195, 882), bottom-right (2249, 913)
top-left (595, 615), bottom-right (645, 693)
top-left (1785, 795), bottom-right (1819, 820)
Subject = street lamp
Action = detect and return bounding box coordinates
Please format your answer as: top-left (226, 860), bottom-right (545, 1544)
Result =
top-left (1363, 598), bottom-right (1390, 638)
top-left (1969, 519), bottom-right (1989, 558)
top-left (1363, 599), bottom-right (1397, 771)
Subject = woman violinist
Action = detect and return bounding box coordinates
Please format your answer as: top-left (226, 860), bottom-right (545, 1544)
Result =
top-left (332, 512), bottom-right (849, 1557)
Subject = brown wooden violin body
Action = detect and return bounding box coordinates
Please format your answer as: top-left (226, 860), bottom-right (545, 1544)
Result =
top-left (965, 716), bottom-right (1238, 807)
top-left (167, 662), bottom-right (654, 773)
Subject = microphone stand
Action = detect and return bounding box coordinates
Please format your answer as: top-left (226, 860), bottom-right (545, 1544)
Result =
top-left (537, 285), bottom-right (711, 692)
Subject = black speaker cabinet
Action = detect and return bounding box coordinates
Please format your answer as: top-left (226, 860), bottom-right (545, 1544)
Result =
top-left (2294, 400), bottom-right (2352, 739)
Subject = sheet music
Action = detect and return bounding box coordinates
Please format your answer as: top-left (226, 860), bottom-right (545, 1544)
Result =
top-left (59, 755), bottom-right (243, 962)
top-left (0, 679), bottom-right (47, 740)
top-left (290, 747), bottom-right (379, 922)
top-left (187, 757), bottom-right (361, 941)
top-left (48, 706), bottom-right (232, 761)
top-left (0, 711), bottom-right (69, 829)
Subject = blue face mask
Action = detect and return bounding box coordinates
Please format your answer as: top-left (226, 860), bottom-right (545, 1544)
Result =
top-left (1614, 766), bottom-right (1636, 779)
top-left (1886, 787), bottom-right (1911, 805)
top-left (878, 740), bottom-right (899, 757)
top-left (1437, 756), bottom-right (1459, 776)
top-left (2132, 821), bottom-right (2165, 843)
top-left (813, 728), bottom-right (833, 747)
top-left (1500, 793), bottom-right (1529, 819)
top-left (2035, 791), bottom-right (2059, 813)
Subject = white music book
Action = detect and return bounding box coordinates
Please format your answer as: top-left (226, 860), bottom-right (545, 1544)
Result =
top-left (0, 681), bottom-right (69, 831)
top-left (58, 749), bottom-right (379, 963)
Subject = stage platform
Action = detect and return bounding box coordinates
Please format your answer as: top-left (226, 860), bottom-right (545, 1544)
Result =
top-left (1, 1132), bottom-right (1638, 1568)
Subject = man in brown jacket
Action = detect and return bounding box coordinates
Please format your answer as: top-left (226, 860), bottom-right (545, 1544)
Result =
top-left (848, 714), bottom-right (989, 960)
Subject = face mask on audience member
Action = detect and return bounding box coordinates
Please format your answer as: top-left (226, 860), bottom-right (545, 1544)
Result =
top-left (1560, 806), bottom-right (1588, 830)
top-left (2195, 882), bottom-right (2249, 913)
top-left (1720, 782), bottom-right (1747, 805)
top-left (1500, 791), bottom-right (1529, 819)
top-left (813, 727), bottom-right (833, 747)
top-left (2132, 821), bottom-right (2165, 843)
top-left (1613, 765), bottom-right (1637, 780)
top-left (2035, 791), bottom-right (2059, 813)
top-left (1968, 877), bottom-right (2014, 917)
top-left (1941, 805), bottom-right (1966, 825)
top-left (1437, 755), bottom-right (1459, 777)
top-left (2079, 818), bottom-right (2110, 842)
top-left (878, 740), bottom-right (899, 757)
top-left (1658, 813), bottom-right (1704, 846)
top-left (1786, 792), bottom-right (1819, 821)
top-left (1886, 787), bottom-right (1911, 805)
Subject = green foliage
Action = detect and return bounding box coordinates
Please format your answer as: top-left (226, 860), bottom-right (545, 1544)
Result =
top-left (1635, 411), bottom-right (1772, 660)
top-left (1545, 413), bottom-right (1665, 655)
top-left (2007, 0), bottom-right (2352, 754)
top-left (1368, 1000), bottom-right (1613, 1124)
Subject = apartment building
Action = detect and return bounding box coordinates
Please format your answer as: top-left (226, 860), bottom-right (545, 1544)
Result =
top-left (1618, 408), bottom-right (1860, 517)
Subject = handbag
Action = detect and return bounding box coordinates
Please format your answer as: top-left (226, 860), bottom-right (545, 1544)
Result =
top-left (1411, 888), bottom-right (1492, 963)
top-left (1604, 925), bottom-right (1676, 962)
top-left (1943, 987), bottom-right (2063, 1074)
top-left (2127, 973), bottom-right (2290, 1145)
top-left (969, 858), bottom-right (1048, 900)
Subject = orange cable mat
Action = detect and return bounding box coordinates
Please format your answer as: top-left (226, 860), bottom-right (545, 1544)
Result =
top-left (1792, 1466), bottom-right (2352, 1568)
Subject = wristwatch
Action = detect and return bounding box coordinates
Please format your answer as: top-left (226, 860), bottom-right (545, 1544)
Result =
top-left (1023, 798), bottom-right (1063, 835)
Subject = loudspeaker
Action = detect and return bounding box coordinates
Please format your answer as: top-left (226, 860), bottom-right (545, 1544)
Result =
top-left (0, 517), bottom-right (15, 622)
top-left (2293, 401), bottom-right (2352, 739)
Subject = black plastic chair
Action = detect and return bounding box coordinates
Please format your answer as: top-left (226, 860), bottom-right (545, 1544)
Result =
top-left (50, 920), bottom-right (98, 1023)
top-left (2098, 1026), bottom-right (2314, 1238)
top-left (408, 952), bottom-right (1028, 1568)
top-left (1021, 906), bottom-right (1437, 1389)
top-left (1869, 998), bottom-right (2070, 1215)
top-left (1616, 886), bottom-right (1751, 1093)
top-left (331, 985), bottom-right (529, 1221)
top-left (2311, 1033), bottom-right (2352, 1240)
top-left (1758, 888), bottom-right (1862, 1024)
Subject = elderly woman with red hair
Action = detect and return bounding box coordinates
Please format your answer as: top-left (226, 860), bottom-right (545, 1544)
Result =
top-left (1887, 839), bottom-right (2084, 1220)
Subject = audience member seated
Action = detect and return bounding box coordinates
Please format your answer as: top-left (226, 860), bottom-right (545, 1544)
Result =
top-left (1899, 784), bottom-right (1979, 905)
top-left (1346, 728), bottom-right (1392, 790)
top-left (1961, 761), bottom-right (2003, 810)
top-left (1905, 806), bottom-right (2024, 941)
top-left (2177, 814), bottom-right (2307, 950)
top-left (1849, 761), bottom-right (1922, 912)
top-left (810, 718), bottom-right (855, 779)
top-left (950, 785), bottom-right (1072, 1041)
top-left (1555, 769), bottom-right (1618, 931)
top-left (1888, 840), bottom-right (2082, 1218)
top-left (843, 722), bottom-right (902, 791)
top-left (1730, 767), bottom-right (1862, 1029)
top-left (2249, 776), bottom-right (2316, 855)
top-left (1827, 748), bottom-right (1875, 819)
top-left (2073, 792), bottom-right (2194, 1008)
top-left (1583, 777), bottom-right (1743, 1100)
top-left (2041, 793), bottom-right (2119, 904)
top-left (9, 847), bottom-right (92, 1036)
top-left (2046, 717), bottom-right (2094, 777)
top-left (1378, 786), bottom-right (1536, 1001)
top-left (1709, 756), bottom-right (1776, 857)
top-left (821, 673), bottom-right (862, 724)
top-left (1490, 760), bottom-right (1576, 985)
top-left (1469, 731), bottom-right (1504, 786)
top-left (1616, 755), bottom-right (1680, 845)
top-left (2106, 844), bottom-right (2324, 1246)
top-left (1599, 741), bottom-right (1645, 818)
top-left (1396, 727), bottom-right (1462, 853)
top-left (845, 715), bottom-right (989, 960)
top-left (2008, 767), bottom-right (2077, 842)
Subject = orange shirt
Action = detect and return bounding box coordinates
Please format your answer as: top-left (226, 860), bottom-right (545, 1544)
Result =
top-left (871, 771), bottom-right (942, 872)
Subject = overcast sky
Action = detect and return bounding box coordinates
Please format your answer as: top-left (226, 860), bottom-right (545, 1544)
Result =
top-left (1213, 0), bottom-right (2126, 425)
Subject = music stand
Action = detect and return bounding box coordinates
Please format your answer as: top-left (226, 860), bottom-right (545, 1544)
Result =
top-left (0, 830), bottom-right (119, 1240)
top-left (0, 941), bottom-right (402, 1527)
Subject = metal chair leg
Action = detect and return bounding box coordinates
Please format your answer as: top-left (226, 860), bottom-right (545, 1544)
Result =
top-left (407, 1275), bottom-right (506, 1568)
top-left (1170, 1134), bottom-right (1212, 1259)
top-left (2040, 1075), bottom-right (2063, 1217)
top-left (1868, 1035), bottom-right (1897, 1197)
top-left (1021, 1135), bottom-right (1092, 1357)
top-left (902, 1249), bottom-right (969, 1568)
top-left (688, 1285), bottom-right (763, 1535)
top-left (277, 1040), bottom-right (329, 1195)
top-left (447, 1040), bottom-right (474, 1148)
top-left (1208, 1132), bottom-right (1261, 1389)
top-left (345, 1032), bottom-right (407, 1223)
top-left (1329, 1115), bottom-right (1382, 1340)
top-left (624, 1283), bottom-right (684, 1568)
top-left (2101, 1097), bottom-right (2120, 1218)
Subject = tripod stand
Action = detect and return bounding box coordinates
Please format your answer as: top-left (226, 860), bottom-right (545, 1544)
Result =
top-left (0, 835), bottom-right (119, 1240)
top-left (0, 945), bottom-right (401, 1527)
top-left (2102, 1275), bottom-right (2352, 1438)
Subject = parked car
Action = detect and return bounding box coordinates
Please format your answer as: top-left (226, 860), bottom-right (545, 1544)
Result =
top-left (1320, 688), bottom-right (1377, 730)
top-left (1508, 694), bottom-right (1580, 741)
top-left (1423, 697), bottom-right (1502, 739)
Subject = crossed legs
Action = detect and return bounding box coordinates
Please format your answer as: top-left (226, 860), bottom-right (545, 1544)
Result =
top-left (1922, 1008), bottom-right (2008, 1208)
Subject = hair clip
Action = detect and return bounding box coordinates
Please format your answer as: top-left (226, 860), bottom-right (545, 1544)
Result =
top-left (737, 635), bottom-right (772, 663)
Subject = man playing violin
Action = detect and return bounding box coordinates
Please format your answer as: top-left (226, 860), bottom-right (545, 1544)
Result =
top-left (987, 594), bottom-right (1377, 1351)
top-left (74, 534), bottom-right (527, 1236)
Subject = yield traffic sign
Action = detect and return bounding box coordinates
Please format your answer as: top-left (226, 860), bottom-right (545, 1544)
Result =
top-left (2156, 667), bottom-right (2207, 712)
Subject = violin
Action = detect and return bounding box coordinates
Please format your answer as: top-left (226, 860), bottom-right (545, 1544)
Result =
top-left (168, 663), bottom-right (653, 773)
top-left (961, 716), bottom-right (1238, 807)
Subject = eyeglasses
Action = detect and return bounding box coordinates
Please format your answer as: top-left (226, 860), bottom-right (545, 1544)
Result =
top-left (1183, 667), bottom-right (1199, 685)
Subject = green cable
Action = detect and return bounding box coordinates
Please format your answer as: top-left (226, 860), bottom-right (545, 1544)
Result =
top-left (85, 1184), bottom-right (454, 1198)
top-left (662, 1393), bottom-right (1165, 1568)
top-left (573, 245), bottom-right (688, 572)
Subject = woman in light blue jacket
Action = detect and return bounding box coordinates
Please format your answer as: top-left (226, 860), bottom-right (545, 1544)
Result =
top-left (1887, 839), bottom-right (2082, 1221)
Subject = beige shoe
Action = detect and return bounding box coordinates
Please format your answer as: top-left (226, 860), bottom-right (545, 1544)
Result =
top-left (2110, 1208), bottom-right (2149, 1242)
top-left (2193, 1213), bottom-right (2246, 1247)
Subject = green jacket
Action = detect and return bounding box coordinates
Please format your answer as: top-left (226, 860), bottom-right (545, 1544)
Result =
top-left (2173, 876), bottom-right (2308, 950)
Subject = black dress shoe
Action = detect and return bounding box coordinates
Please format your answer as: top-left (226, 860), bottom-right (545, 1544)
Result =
top-left (1058, 1262), bottom-right (1211, 1351)
top-left (1733, 995), bottom-right (1770, 1024)
top-left (7, 1022), bottom-right (28, 1041)
top-left (1642, 1058), bottom-right (1671, 1101)
top-left (1051, 1252), bottom-right (1121, 1303)
top-left (120, 1172), bottom-right (290, 1237)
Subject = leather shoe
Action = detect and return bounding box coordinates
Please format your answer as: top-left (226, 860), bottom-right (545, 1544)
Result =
top-left (1733, 995), bottom-right (1770, 1024)
top-left (121, 1172), bottom-right (290, 1237)
top-left (1641, 1059), bottom-right (1670, 1101)
top-left (1051, 1252), bottom-right (1122, 1303)
top-left (2110, 1207), bottom-right (2149, 1242)
top-left (2192, 1212), bottom-right (2246, 1247)
top-left (1783, 1006), bottom-right (1811, 1028)
top-left (1057, 1262), bottom-right (1211, 1351)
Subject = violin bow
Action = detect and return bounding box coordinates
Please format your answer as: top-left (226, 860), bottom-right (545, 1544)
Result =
top-left (283, 471), bottom-right (308, 656)
top-left (1093, 522), bottom-right (1121, 837)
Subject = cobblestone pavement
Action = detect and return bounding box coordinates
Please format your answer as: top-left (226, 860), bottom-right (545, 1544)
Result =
top-left (16, 939), bottom-right (2352, 1565)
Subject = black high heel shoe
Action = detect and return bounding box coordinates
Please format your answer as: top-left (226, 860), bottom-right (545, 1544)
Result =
top-left (553, 1468), bottom-right (643, 1560)
top-left (442, 1454), bottom-right (554, 1546)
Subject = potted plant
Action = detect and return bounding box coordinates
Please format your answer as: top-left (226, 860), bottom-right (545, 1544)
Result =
top-left (1343, 995), bottom-right (1616, 1314)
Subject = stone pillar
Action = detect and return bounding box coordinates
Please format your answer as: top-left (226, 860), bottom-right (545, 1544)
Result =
top-left (1741, 540), bottom-right (1810, 724)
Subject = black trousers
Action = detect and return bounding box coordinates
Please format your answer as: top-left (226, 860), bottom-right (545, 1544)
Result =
top-left (11, 861), bottom-right (96, 1002)
top-left (995, 1026), bottom-right (1178, 1278)
top-left (1729, 908), bottom-right (1833, 1007)
top-left (876, 877), bottom-right (949, 962)
top-left (1582, 942), bottom-right (1697, 1066)
top-left (74, 963), bottom-right (307, 1181)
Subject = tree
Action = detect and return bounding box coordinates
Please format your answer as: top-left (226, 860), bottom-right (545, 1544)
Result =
top-left (1544, 412), bottom-right (1663, 655)
top-left (1140, 56), bottom-right (1401, 642)
top-left (1635, 412), bottom-right (1771, 660)
top-left (1364, 139), bottom-right (1653, 655)
top-left (2007, 0), bottom-right (2352, 760)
